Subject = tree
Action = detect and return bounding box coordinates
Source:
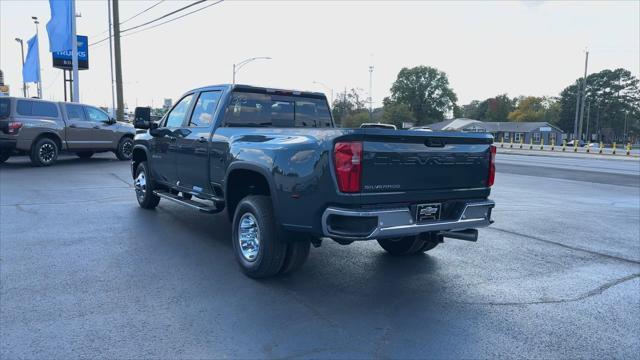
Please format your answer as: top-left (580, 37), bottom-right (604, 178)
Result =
top-left (558, 68), bottom-right (640, 140)
top-left (507, 96), bottom-right (559, 123)
top-left (332, 88), bottom-right (367, 126)
top-left (341, 111), bottom-right (370, 128)
top-left (381, 101), bottom-right (415, 128)
top-left (461, 94), bottom-right (515, 121)
top-left (389, 66), bottom-right (458, 124)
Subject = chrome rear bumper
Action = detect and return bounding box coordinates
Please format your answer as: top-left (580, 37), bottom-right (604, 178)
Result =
top-left (322, 201), bottom-right (494, 240)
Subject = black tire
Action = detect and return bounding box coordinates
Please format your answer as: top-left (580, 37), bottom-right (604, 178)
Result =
top-left (232, 195), bottom-right (287, 278)
top-left (30, 138), bottom-right (59, 167)
top-left (377, 234), bottom-right (435, 256)
top-left (134, 161), bottom-right (160, 209)
top-left (0, 149), bottom-right (10, 164)
top-left (115, 137), bottom-right (134, 160)
top-left (76, 151), bottom-right (94, 159)
top-left (279, 237), bottom-right (311, 275)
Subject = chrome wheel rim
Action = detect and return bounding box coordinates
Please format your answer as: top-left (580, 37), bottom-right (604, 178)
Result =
top-left (39, 143), bottom-right (55, 163)
top-left (122, 139), bottom-right (133, 159)
top-left (134, 171), bottom-right (146, 201)
top-left (238, 213), bottom-right (260, 262)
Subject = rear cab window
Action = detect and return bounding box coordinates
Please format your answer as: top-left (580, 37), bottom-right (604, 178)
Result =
top-left (16, 100), bottom-right (59, 118)
top-left (223, 90), bottom-right (332, 128)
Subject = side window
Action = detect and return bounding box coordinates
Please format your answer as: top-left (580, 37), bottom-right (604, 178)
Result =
top-left (84, 106), bottom-right (109, 122)
top-left (16, 100), bottom-right (59, 118)
top-left (189, 91), bottom-right (222, 127)
top-left (65, 104), bottom-right (84, 121)
top-left (271, 100), bottom-right (294, 127)
top-left (165, 94), bottom-right (194, 127)
top-left (223, 92), bottom-right (270, 127)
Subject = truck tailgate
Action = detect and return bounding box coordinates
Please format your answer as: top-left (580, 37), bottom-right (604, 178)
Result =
top-left (360, 131), bottom-right (493, 193)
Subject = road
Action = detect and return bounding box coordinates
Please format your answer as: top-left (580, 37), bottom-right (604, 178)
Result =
top-left (1, 153), bottom-right (639, 359)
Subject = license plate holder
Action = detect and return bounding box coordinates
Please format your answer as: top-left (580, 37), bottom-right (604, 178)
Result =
top-left (415, 203), bottom-right (442, 223)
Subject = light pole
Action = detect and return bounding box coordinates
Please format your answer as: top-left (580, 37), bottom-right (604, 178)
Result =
top-left (31, 16), bottom-right (42, 99)
top-left (232, 57), bottom-right (271, 85)
top-left (368, 65), bottom-right (374, 122)
top-left (14, 38), bottom-right (27, 97)
top-left (313, 80), bottom-right (333, 104)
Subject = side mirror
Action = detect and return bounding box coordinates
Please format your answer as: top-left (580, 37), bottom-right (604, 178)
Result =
top-left (133, 106), bottom-right (151, 129)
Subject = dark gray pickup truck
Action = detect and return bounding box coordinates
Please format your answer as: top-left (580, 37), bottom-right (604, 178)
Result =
top-left (131, 84), bottom-right (496, 278)
top-left (0, 97), bottom-right (135, 166)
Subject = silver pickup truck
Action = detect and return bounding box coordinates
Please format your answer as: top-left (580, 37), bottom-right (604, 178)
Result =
top-left (0, 97), bottom-right (135, 166)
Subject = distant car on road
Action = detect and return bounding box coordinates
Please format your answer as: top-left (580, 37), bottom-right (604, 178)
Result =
top-left (0, 97), bottom-right (135, 166)
top-left (359, 122), bottom-right (397, 129)
top-left (567, 140), bottom-right (585, 147)
top-left (409, 126), bottom-right (433, 132)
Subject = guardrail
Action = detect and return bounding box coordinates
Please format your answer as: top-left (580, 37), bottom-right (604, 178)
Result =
top-left (498, 137), bottom-right (639, 157)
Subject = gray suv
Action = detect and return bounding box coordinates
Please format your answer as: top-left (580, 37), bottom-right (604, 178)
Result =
top-left (0, 97), bottom-right (135, 166)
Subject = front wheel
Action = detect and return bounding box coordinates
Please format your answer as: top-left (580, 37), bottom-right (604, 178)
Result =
top-left (134, 161), bottom-right (160, 209)
top-left (232, 195), bottom-right (287, 278)
top-left (115, 137), bottom-right (134, 160)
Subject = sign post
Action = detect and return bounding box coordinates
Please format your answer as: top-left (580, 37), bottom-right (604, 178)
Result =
top-left (52, 35), bottom-right (88, 101)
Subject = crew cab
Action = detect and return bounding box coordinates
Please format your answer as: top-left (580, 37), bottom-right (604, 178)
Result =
top-left (131, 85), bottom-right (496, 278)
top-left (0, 97), bottom-right (135, 166)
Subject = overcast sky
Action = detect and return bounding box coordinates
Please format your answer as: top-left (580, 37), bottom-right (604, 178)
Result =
top-left (1, 0), bottom-right (638, 110)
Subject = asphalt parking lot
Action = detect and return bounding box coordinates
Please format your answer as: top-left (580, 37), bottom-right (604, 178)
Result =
top-left (1, 153), bottom-right (639, 358)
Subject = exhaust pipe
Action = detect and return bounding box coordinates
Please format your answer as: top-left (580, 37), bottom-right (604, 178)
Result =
top-left (441, 229), bottom-right (478, 242)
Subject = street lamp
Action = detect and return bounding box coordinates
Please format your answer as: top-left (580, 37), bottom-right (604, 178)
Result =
top-left (14, 38), bottom-right (27, 97)
top-left (313, 80), bottom-right (334, 104)
top-left (232, 57), bottom-right (271, 85)
top-left (31, 16), bottom-right (42, 99)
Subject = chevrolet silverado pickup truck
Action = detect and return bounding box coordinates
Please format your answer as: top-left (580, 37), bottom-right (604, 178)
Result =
top-left (0, 97), bottom-right (135, 166)
top-left (131, 84), bottom-right (495, 278)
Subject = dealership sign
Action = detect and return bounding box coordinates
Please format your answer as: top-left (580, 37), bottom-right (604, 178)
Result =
top-left (52, 35), bottom-right (89, 70)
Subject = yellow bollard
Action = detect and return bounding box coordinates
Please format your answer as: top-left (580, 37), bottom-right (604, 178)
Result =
top-left (612, 142), bottom-right (617, 155)
top-left (599, 142), bottom-right (603, 154)
top-left (627, 143), bottom-right (631, 156)
top-left (529, 137), bottom-right (533, 150)
top-left (562, 140), bottom-right (566, 152)
top-left (520, 138), bottom-right (524, 149)
top-left (501, 137), bottom-right (504, 148)
top-left (540, 137), bottom-right (544, 150)
top-left (574, 140), bottom-right (578, 152)
top-left (551, 138), bottom-right (555, 151)
top-left (510, 138), bottom-right (514, 148)
top-left (586, 142), bottom-right (590, 153)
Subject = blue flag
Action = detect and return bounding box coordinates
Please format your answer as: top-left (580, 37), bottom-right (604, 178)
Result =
top-left (46, 0), bottom-right (73, 52)
top-left (22, 35), bottom-right (41, 83)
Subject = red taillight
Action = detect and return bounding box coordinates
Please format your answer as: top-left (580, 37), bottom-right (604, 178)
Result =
top-left (487, 144), bottom-right (496, 187)
top-left (7, 122), bottom-right (23, 135)
top-left (334, 141), bottom-right (362, 193)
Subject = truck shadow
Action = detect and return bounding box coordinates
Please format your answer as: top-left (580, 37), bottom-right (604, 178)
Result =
top-left (0, 154), bottom-right (120, 169)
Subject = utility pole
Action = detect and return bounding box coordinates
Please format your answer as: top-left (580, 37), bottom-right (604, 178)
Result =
top-left (107, 0), bottom-right (116, 115)
top-left (14, 38), bottom-right (27, 97)
top-left (585, 101), bottom-right (591, 142)
top-left (573, 79), bottom-right (581, 140)
top-left (578, 50), bottom-right (589, 140)
top-left (368, 65), bottom-right (374, 122)
top-left (32, 17), bottom-right (42, 99)
top-left (112, 0), bottom-right (125, 121)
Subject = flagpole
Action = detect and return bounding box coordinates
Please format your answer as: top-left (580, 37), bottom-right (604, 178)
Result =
top-left (71, 0), bottom-right (79, 102)
top-left (32, 17), bottom-right (42, 99)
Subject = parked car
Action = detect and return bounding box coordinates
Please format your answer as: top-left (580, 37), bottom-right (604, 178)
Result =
top-left (0, 97), bottom-right (135, 166)
top-left (567, 139), bottom-right (585, 147)
top-left (131, 84), bottom-right (496, 278)
top-left (360, 122), bottom-right (397, 129)
top-left (410, 126), bottom-right (433, 131)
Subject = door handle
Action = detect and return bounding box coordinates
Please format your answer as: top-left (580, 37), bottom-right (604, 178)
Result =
top-left (197, 137), bottom-right (207, 143)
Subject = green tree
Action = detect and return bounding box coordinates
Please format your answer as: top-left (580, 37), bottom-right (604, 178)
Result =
top-left (389, 66), bottom-right (458, 124)
top-left (341, 111), bottom-right (370, 128)
top-left (381, 101), bottom-right (415, 128)
top-left (507, 96), bottom-right (559, 123)
top-left (558, 68), bottom-right (640, 140)
top-left (461, 94), bottom-right (514, 121)
top-left (332, 88), bottom-right (367, 126)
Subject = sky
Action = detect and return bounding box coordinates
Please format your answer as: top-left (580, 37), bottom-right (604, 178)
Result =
top-left (1, 0), bottom-right (638, 111)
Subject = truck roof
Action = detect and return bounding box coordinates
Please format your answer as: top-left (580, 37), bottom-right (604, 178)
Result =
top-left (190, 84), bottom-right (327, 100)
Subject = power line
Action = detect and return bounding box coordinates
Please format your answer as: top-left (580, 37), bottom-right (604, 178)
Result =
top-left (89, 0), bottom-right (165, 39)
top-left (90, 0), bottom-right (219, 47)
